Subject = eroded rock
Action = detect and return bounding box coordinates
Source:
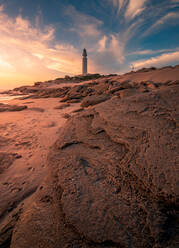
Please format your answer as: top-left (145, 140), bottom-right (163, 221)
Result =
top-left (54, 103), bottom-right (71, 110)
top-left (0, 152), bottom-right (21, 174)
top-left (8, 84), bottom-right (179, 248)
top-left (0, 103), bottom-right (27, 112)
top-left (81, 94), bottom-right (110, 107)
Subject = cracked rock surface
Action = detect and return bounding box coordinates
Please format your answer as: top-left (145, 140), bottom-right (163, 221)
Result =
top-left (8, 84), bottom-right (179, 248)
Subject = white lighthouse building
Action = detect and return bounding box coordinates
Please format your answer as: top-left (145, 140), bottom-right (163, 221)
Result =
top-left (82, 48), bottom-right (87, 75)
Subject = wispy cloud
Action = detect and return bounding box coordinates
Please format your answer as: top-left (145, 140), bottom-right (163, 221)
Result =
top-left (143, 11), bottom-right (179, 36)
top-left (65, 5), bottom-right (102, 38)
top-left (128, 48), bottom-right (179, 56)
top-left (111, 0), bottom-right (147, 19)
top-left (123, 17), bottom-right (144, 41)
top-left (111, 0), bottom-right (126, 14)
top-left (125, 0), bottom-right (147, 20)
top-left (132, 51), bottom-right (179, 69)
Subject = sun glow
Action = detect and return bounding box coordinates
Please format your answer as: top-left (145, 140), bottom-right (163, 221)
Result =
top-left (0, 6), bottom-right (84, 90)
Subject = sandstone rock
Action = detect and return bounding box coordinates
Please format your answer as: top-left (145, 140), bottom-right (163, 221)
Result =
top-left (43, 121), bottom-right (56, 128)
top-left (107, 85), bottom-right (123, 94)
top-left (28, 107), bottom-right (45, 112)
top-left (60, 84), bottom-right (97, 103)
top-left (118, 80), bottom-right (131, 88)
top-left (61, 113), bottom-right (71, 119)
top-left (8, 84), bottom-right (179, 248)
top-left (0, 136), bottom-right (10, 148)
top-left (66, 99), bottom-right (81, 103)
top-left (137, 85), bottom-right (149, 93)
top-left (168, 79), bottom-right (179, 86)
top-left (72, 108), bottom-right (84, 113)
top-left (0, 103), bottom-right (27, 112)
top-left (16, 86), bottom-right (70, 99)
top-left (0, 152), bottom-right (19, 174)
top-left (118, 88), bottom-right (137, 98)
top-left (60, 85), bottom-right (87, 102)
top-left (92, 83), bottom-right (109, 95)
top-left (81, 94), bottom-right (110, 107)
top-left (38, 87), bottom-right (70, 98)
top-left (147, 83), bottom-right (157, 90)
top-left (54, 103), bottom-right (71, 110)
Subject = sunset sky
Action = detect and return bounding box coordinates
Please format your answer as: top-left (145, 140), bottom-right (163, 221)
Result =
top-left (0, 0), bottom-right (179, 89)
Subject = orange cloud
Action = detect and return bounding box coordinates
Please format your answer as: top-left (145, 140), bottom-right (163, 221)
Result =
top-left (132, 51), bottom-right (179, 69)
top-left (0, 6), bottom-right (87, 90)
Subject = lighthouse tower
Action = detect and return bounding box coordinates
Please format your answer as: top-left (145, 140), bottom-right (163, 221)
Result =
top-left (82, 48), bottom-right (87, 75)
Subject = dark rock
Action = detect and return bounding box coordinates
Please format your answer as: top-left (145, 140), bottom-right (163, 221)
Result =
top-left (43, 121), bottom-right (56, 128)
top-left (13, 153), bottom-right (22, 159)
top-left (15, 86), bottom-right (70, 99)
top-left (24, 101), bottom-right (34, 104)
top-left (168, 80), bottom-right (179, 86)
top-left (72, 108), bottom-right (84, 113)
top-left (38, 87), bottom-right (70, 98)
top-left (118, 88), bottom-right (137, 98)
top-left (92, 83), bottom-right (109, 95)
top-left (67, 99), bottom-right (81, 103)
top-left (0, 103), bottom-right (27, 112)
top-left (61, 113), bottom-right (71, 119)
top-left (60, 85), bottom-right (88, 102)
top-left (54, 104), bottom-right (71, 110)
top-left (81, 95), bottom-right (110, 107)
top-left (107, 85), bottom-right (123, 94)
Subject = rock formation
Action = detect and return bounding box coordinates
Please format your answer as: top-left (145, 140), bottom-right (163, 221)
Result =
top-left (0, 103), bottom-right (27, 112)
top-left (0, 65), bottom-right (179, 248)
top-left (2, 83), bottom-right (177, 248)
top-left (8, 65), bottom-right (179, 101)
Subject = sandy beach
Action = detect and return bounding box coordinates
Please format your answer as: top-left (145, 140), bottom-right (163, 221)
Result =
top-left (0, 96), bottom-right (81, 226)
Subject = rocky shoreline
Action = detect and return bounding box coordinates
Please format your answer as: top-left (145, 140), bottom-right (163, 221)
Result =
top-left (0, 65), bottom-right (179, 247)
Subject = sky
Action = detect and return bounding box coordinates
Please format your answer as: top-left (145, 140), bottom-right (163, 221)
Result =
top-left (0, 0), bottom-right (179, 89)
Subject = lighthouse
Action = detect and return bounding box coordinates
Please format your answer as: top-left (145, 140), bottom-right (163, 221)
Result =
top-left (82, 48), bottom-right (87, 75)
